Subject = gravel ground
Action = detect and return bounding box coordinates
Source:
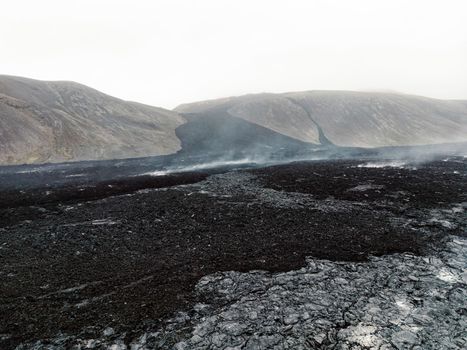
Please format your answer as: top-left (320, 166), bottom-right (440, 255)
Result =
top-left (1, 157), bottom-right (466, 349)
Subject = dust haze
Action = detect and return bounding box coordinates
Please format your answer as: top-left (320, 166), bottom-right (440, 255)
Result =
top-left (1, 2), bottom-right (466, 349)
top-left (1, 0), bottom-right (466, 108)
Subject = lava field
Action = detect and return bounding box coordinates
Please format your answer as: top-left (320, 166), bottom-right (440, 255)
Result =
top-left (0, 156), bottom-right (466, 349)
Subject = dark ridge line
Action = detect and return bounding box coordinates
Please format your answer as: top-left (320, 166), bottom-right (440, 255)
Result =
top-left (0, 172), bottom-right (210, 212)
top-left (285, 96), bottom-right (335, 147)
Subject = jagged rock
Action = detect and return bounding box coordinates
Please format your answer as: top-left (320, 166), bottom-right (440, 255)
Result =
top-left (5, 158), bottom-right (466, 349)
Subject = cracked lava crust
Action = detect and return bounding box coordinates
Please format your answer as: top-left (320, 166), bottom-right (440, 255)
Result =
top-left (0, 158), bottom-right (466, 349)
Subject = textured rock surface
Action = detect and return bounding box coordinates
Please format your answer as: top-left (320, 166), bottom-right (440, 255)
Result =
top-left (170, 236), bottom-right (466, 350)
top-left (18, 236), bottom-right (466, 349)
top-left (176, 91), bottom-right (467, 147)
top-left (0, 75), bottom-right (185, 165)
top-left (6, 158), bottom-right (465, 350)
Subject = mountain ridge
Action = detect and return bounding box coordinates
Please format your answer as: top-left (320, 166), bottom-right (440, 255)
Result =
top-left (176, 91), bottom-right (467, 148)
top-left (0, 75), bottom-right (185, 165)
top-left (1, 75), bottom-right (467, 165)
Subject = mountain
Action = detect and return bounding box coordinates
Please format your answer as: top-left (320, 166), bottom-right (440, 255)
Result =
top-left (0, 75), bottom-right (185, 165)
top-left (175, 112), bottom-right (313, 160)
top-left (1, 75), bottom-right (467, 166)
top-left (176, 91), bottom-right (467, 148)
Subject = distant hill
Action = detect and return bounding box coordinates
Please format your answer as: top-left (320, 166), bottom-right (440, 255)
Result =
top-left (0, 75), bottom-right (184, 165)
top-left (1, 75), bottom-right (467, 165)
top-left (176, 91), bottom-right (467, 148)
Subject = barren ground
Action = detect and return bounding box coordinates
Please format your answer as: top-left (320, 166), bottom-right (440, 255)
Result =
top-left (0, 157), bottom-right (466, 349)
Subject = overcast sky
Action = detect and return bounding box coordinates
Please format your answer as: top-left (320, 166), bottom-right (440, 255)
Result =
top-left (1, 0), bottom-right (466, 108)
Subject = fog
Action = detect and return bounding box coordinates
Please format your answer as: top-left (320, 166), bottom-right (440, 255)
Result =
top-left (1, 0), bottom-right (466, 108)
top-left (1, 0), bottom-right (466, 173)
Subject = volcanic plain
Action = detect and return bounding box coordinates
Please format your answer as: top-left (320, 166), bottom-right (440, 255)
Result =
top-left (0, 156), bottom-right (466, 349)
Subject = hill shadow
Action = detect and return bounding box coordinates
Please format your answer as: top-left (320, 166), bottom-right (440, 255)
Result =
top-left (175, 111), bottom-right (318, 160)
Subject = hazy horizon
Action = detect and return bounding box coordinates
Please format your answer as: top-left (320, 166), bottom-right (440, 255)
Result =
top-left (1, 0), bottom-right (466, 109)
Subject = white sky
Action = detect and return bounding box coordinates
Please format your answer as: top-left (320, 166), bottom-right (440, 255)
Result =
top-left (1, 0), bottom-right (466, 108)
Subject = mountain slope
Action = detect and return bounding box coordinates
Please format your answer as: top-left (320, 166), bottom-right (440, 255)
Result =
top-left (2, 76), bottom-right (467, 166)
top-left (0, 75), bottom-right (185, 165)
top-left (175, 112), bottom-right (314, 159)
top-left (176, 91), bottom-right (467, 147)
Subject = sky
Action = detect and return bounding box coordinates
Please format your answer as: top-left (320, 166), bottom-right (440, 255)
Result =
top-left (1, 0), bottom-right (466, 109)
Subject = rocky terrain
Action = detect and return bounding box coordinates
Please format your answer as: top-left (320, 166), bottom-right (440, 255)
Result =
top-left (176, 92), bottom-right (467, 147)
top-left (1, 75), bottom-right (466, 349)
top-left (0, 75), bottom-right (185, 165)
top-left (0, 154), bottom-right (465, 349)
